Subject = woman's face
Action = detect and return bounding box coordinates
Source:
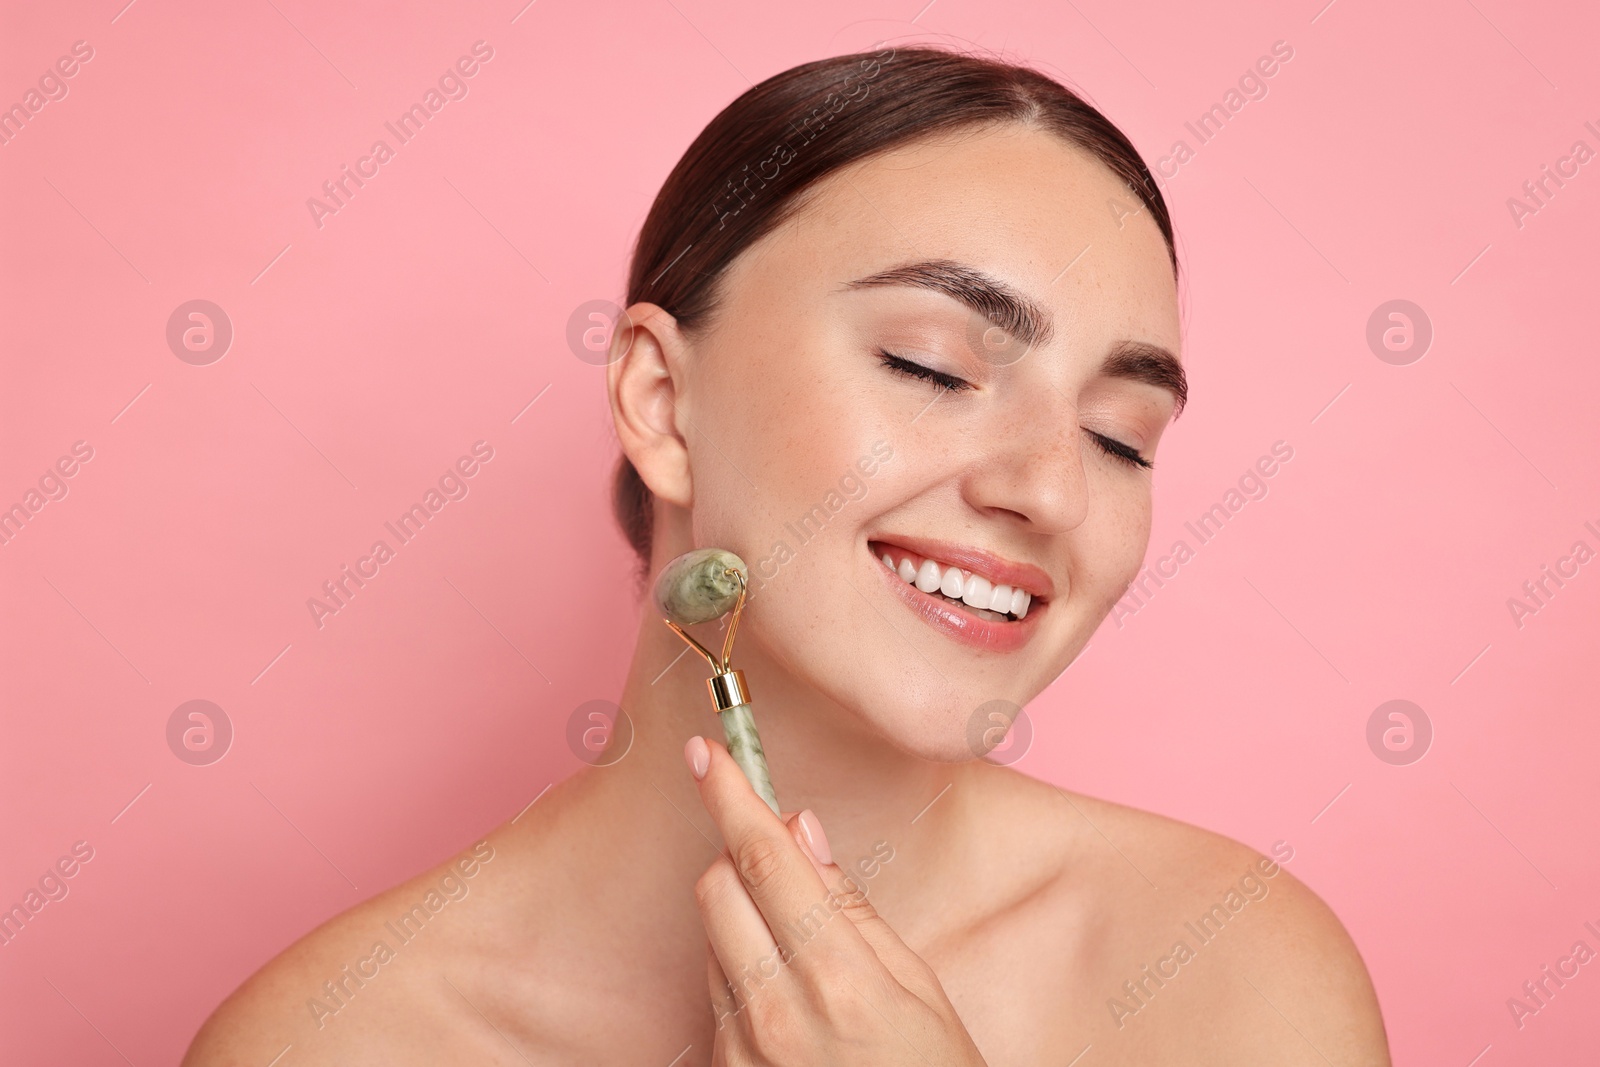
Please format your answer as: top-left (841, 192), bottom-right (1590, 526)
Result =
top-left (656, 122), bottom-right (1183, 761)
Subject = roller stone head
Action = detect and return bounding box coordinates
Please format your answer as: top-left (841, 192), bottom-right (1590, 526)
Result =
top-left (653, 548), bottom-right (748, 626)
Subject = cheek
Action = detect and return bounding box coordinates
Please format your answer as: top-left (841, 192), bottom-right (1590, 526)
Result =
top-left (1118, 482), bottom-right (1156, 557)
top-left (687, 378), bottom-right (869, 577)
top-left (1075, 479), bottom-right (1153, 606)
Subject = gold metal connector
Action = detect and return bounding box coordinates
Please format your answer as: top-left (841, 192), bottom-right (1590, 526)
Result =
top-left (707, 668), bottom-right (750, 711)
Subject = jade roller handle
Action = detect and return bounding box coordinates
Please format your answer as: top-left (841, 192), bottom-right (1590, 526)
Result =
top-left (719, 700), bottom-right (779, 815)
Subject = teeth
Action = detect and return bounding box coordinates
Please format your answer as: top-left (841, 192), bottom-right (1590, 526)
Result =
top-left (940, 567), bottom-right (964, 599)
top-left (878, 546), bottom-right (1036, 619)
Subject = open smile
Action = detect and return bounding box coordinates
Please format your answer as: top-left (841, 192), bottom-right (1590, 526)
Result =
top-left (867, 538), bottom-right (1051, 652)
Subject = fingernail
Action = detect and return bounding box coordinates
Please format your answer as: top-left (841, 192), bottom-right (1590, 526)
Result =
top-left (797, 809), bottom-right (832, 866)
top-left (684, 736), bottom-right (710, 780)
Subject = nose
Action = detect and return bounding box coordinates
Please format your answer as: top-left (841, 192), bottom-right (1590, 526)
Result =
top-left (960, 387), bottom-right (1090, 534)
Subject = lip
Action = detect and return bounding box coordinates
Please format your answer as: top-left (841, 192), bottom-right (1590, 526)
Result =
top-left (867, 540), bottom-right (1047, 653)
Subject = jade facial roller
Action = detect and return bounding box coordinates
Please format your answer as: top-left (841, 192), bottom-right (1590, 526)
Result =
top-left (653, 548), bottom-right (780, 816)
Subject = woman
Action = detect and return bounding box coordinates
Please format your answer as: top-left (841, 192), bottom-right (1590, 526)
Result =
top-left (186, 46), bottom-right (1389, 1065)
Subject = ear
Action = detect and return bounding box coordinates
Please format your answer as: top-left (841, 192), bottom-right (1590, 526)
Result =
top-left (606, 302), bottom-right (693, 509)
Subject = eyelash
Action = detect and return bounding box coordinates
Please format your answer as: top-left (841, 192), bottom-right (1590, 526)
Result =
top-left (877, 349), bottom-right (1154, 471)
top-left (877, 350), bottom-right (974, 393)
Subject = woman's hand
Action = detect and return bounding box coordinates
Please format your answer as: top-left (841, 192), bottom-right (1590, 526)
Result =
top-left (683, 735), bottom-right (989, 1066)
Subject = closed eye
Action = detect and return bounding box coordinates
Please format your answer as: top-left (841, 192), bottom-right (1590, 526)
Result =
top-left (878, 350), bottom-right (974, 393)
top-left (1088, 430), bottom-right (1153, 470)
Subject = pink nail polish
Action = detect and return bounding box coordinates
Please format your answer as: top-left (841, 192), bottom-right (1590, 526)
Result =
top-left (797, 809), bottom-right (832, 866)
top-left (684, 736), bottom-right (710, 780)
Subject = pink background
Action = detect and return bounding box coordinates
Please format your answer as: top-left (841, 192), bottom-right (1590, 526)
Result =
top-left (3, 0), bottom-right (1597, 1062)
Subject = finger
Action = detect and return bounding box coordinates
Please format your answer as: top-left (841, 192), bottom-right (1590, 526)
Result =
top-left (685, 742), bottom-right (788, 983)
top-left (685, 736), bottom-right (872, 974)
top-left (705, 940), bottom-right (742, 1035)
top-left (696, 848), bottom-right (783, 997)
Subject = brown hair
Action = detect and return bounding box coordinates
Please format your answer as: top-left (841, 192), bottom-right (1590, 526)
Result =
top-left (612, 45), bottom-right (1177, 574)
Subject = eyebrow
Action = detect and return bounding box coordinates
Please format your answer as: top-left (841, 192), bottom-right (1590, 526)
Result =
top-left (841, 258), bottom-right (1188, 416)
top-left (1104, 339), bottom-right (1188, 417)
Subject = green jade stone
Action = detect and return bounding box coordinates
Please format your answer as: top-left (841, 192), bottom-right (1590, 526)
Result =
top-left (654, 548), bottom-right (747, 627)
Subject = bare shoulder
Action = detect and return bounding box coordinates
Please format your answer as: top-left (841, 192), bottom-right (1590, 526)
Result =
top-left (182, 836), bottom-right (514, 1067)
top-left (1029, 782), bottom-right (1390, 1063)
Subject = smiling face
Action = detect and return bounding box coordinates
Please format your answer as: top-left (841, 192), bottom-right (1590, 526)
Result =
top-left (623, 121), bottom-right (1183, 761)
